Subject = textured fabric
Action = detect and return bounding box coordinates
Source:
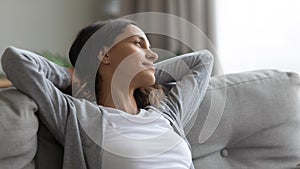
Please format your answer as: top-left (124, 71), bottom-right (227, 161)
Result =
top-left (1, 47), bottom-right (213, 169)
top-left (0, 88), bottom-right (38, 169)
top-left (187, 69), bottom-right (300, 169)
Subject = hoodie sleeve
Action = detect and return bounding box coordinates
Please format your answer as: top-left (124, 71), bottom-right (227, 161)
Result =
top-left (154, 50), bottom-right (214, 128)
top-left (1, 46), bottom-right (72, 144)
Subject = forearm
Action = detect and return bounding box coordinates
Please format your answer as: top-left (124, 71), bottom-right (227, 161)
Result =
top-left (154, 50), bottom-right (214, 85)
top-left (156, 50), bottom-right (214, 127)
top-left (2, 46), bottom-right (71, 90)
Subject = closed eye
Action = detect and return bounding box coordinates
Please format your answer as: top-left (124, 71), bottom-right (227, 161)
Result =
top-left (130, 35), bottom-right (150, 48)
top-left (133, 41), bottom-right (142, 47)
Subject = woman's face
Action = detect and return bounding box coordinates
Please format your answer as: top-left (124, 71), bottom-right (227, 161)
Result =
top-left (102, 24), bottom-right (159, 89)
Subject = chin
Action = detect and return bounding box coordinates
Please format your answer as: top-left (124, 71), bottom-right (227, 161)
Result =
top-left (133, 70), bottom-right (156, 88)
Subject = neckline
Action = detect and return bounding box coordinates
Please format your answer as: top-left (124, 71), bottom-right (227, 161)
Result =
top-left (100, 105), bottom-right (164, 122)
top-left (99, 105), bottom-right (146, 116)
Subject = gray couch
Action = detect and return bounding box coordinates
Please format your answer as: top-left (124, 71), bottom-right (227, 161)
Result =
top-left (0, 69), bottom-right (300, 169)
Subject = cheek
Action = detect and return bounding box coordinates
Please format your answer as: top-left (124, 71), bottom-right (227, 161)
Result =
top-left (123, 51), bottom-right (145, 67)
top-left (111, 51), bottom-right (146, 79)
top-left (112, 47), bottom-right (145, 63)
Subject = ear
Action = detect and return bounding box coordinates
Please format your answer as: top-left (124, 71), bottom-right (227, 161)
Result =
top-left (97, 47), bottom-right (110, 65)
top-left (97, 47), bottom-right (106, 60)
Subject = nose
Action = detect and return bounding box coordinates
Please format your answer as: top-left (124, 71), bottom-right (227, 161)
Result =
top-left (145, 49), bottom-right (158, 62)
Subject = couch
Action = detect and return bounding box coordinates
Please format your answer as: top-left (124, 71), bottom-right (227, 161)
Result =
top-left (0, 69), bottom-right (299, 169)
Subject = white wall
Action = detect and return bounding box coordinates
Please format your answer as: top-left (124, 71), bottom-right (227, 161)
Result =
top-left (216, 0), bottom-right (300, 74)
top-left (0, 0), bottom-right (101, 72)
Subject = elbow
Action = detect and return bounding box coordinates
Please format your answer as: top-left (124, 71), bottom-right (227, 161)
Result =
top-left (1, 46), bottom-right (20, 72)
top-left (2, 46), bottom-right (19, 61)
top-left (196, 50), bottom-right (214, 75)
top-left (202, 49), bottom-right (214, 63)
top-left (196, 49), bottom-right (214, 64)
top-left (3, 46), bottom-right (18, 57)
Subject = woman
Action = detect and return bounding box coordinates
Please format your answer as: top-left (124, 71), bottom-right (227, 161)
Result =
top-left (1, 18), bottom-right (213, 169)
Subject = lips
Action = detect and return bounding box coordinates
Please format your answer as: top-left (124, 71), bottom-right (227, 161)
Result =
top-left (142, 62), bottom-right (155, 71)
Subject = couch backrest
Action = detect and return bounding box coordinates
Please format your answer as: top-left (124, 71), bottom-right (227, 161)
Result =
top-left (187, 69), bottom-right (300, 169)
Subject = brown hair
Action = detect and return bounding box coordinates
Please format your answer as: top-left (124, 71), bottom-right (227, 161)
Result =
top-left (69, 18), bottom-right (164, 108)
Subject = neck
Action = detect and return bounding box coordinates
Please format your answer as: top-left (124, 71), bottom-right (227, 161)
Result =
top-left (98, 78), bottom-right (138, 115)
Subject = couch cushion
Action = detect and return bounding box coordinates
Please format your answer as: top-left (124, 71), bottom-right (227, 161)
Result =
top-left (0, 87), bottom-right (38, 169)
top-left (187, 69), bottom-right (300, 169)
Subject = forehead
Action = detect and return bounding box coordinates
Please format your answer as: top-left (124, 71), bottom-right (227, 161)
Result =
top-left (114, 24), bottom-right (149, 44)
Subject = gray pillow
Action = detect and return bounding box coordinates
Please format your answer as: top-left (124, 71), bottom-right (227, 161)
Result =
top-left (0, 87), bottom-right (38, 169)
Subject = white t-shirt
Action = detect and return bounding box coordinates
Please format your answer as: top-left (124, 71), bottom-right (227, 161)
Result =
top-left (101, 107), bottom-right (192, 169)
